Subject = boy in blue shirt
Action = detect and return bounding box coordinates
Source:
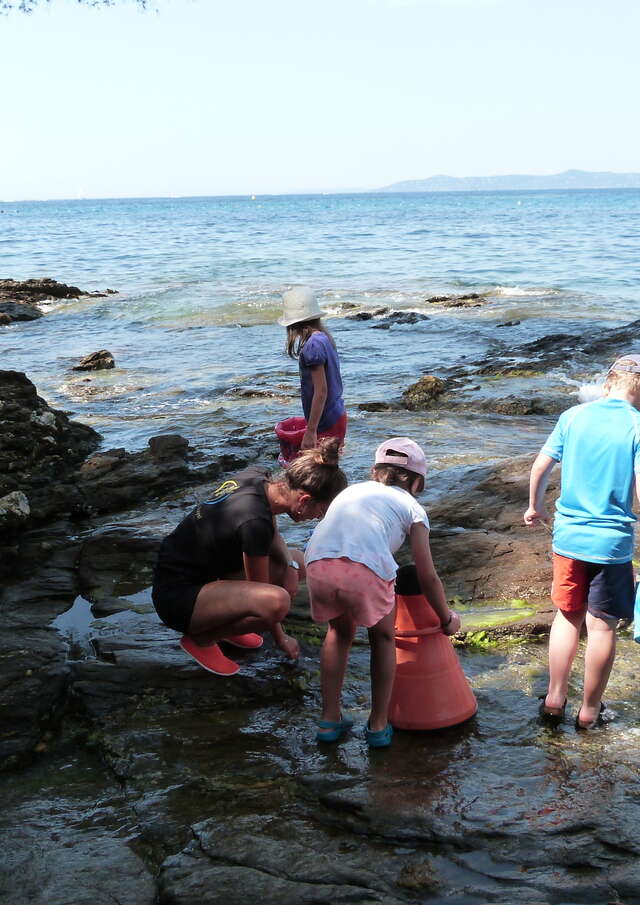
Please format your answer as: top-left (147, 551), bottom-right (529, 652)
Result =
top-left (524, 354), bottom-right (640, 729)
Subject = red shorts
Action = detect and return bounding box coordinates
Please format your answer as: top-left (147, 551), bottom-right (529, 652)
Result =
top-left (551, 552), bottom-right (634, 620)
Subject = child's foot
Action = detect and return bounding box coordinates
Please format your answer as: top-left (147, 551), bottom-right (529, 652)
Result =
top-left (315, 715), bottom-right (354, 743)
top-left (538, 694), bottom-right (567, 725)
top-left (180, 636), bottom-right (240, 676)
top-left (364, 722), bottom-right (393, 748)
top-left (575, 702), bottom-right (606, 731)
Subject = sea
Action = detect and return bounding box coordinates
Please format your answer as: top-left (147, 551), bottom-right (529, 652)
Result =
top-left (2, 189), bottom-right (640, 514)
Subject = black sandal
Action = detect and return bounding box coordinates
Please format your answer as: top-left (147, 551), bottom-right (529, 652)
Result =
top-left (538, 695), bottom-right (567, 725)
top-left (575, 702), bottom-right (606, 731)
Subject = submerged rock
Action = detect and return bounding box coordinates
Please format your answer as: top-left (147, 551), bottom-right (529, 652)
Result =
top-left (425, 292), bottom-right (485, 308)
top-left (72, 350), bottom-right (115, 371)
top-left (402, 374), bottom-right (446, 409)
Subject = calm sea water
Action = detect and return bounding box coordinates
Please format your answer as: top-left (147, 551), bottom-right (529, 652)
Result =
top-left (2, 189), bottom-right (640, 508)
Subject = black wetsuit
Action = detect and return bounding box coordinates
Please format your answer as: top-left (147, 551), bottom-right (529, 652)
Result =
top-left (152, 467), bottom-right (274, 632)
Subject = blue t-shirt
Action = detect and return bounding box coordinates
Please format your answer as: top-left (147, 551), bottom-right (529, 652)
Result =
top-left (299, 332), bottom-right (345, 432)
top-left (541, 397), bottom-right (640, 564)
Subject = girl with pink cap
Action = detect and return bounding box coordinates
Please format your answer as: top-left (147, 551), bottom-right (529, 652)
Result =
top-left (304, 437), bottom-right (460, 747)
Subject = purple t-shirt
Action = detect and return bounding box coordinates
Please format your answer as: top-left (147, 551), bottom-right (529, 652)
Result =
top-left (299, 332), bottom-right (345, 431)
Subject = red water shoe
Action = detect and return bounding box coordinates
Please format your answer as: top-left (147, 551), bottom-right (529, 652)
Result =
top-left (221, 633), bottom-right (264, 649)
top-left (180, 636), bottom-right (240, 676)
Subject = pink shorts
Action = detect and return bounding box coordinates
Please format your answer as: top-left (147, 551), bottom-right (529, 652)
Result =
top-left (306, 557), bottom-right (395, 627)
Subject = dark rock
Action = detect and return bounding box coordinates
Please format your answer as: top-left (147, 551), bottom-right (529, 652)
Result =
top-left (496, 320), bottom-right (521, 327)
top-left (0, 312), bottom-right (10, 326)
top-left (357, 401), bottom-right (396, 412)
top-left (0, 371), bottom-right (100, 549)
top-left (476, 394), bottom-right (568, 416)
top-left (148, 434), bottom-right (190, 461)
top-left (345, 307), bottom-right (389, 321)
top-left (0, 300), bottom-right (43, 321)
top-left (373, 310), bottom-right (430, 328)
top-left (0, 278), bottom-right (109, 324)
top-left (401, 374), bottom-right (446, 410)
top-left (72, 350), bottom-right (115, 371)
top-left (425, 292), bottom-right (484, 308)
top-left (0, 277), bottom-right (83, 300)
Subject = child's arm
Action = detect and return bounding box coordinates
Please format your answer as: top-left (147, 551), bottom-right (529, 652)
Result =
top-left (410, 522), bottom-right (460, 636)
top-left (301, 365), bottom-right (328, 450)
top-left (524, 453), bottom-right (556, 526)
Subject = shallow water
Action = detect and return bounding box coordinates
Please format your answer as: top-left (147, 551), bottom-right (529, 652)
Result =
top-left (3, 190), bottom-right (640, 485)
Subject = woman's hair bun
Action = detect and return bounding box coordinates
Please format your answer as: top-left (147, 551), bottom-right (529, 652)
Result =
top-left (317, 436), bottom-right (341, 467)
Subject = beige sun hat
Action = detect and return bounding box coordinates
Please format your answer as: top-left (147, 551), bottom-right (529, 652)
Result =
top-left (279, 286), bottom-right (322, 327)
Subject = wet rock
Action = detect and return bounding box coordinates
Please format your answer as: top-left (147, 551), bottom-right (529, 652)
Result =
top-left (0, 300), bottom-right (43, 321)
top-left (425, 292), bottom-right (484, 308)
top-left (345, 306), bottom-right (389, 321)
top-left (0, 491), bottom-right (30, 530)
top-left (496, 320), bottom-right (521, 327)
top-left (402, 374), bottom-right (446, 410)
top-left (427, 454), bottom-right (559, 602)
top-left (357, 401), bottom-right (396, 412)
top-left (159, 815), bottom-right (408, 905)
top-left (0, 278), bottom-right (111, 324)
top-left (0, 312), bottom-right (11, 326)
top-left (72, 349), bottom-right (115, 371)
top-left (475, 317), bottom-right (640, 377)
top-left (475, 394), bottom-right (568, 416)
top-left (148, 434), bottom-right (190, 461)
top-left (0, 371), bottom-right (100, 547)
top-left (372, 310), bottom-right (430, 329)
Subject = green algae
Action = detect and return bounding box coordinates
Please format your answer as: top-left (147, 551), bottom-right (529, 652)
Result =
top-left (485, 369), bottom-right (544, 380)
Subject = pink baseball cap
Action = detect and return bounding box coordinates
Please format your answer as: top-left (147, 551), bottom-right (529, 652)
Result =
top-left (609, 354), bottom-right (640, 374)
top-left (374, 437), bottom-right (427, 479)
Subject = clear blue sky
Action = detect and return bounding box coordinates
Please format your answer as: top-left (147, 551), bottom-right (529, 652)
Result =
top-left (1, 0), bottom-right (639, 200)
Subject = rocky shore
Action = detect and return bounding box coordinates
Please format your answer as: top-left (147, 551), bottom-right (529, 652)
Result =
top-left (0, 278), bottom-right (117, 324)
top-left (2, 302), bottom-right (640, 904)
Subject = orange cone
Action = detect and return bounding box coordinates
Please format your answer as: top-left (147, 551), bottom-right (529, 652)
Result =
top-left (389, 566), bottom-right (477, 730)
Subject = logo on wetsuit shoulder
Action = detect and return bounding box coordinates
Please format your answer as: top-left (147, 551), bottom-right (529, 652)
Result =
top-left (196, 479), bottom-right (240, 517)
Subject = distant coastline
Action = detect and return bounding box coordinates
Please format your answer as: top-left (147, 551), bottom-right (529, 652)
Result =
top-left (378, 169), bottom-right (640, 193)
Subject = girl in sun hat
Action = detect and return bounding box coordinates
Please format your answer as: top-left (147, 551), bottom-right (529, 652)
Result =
top-left (304, 437), bottom-right (460, 748)
top-left (279, 285), bottom-right (347, 456)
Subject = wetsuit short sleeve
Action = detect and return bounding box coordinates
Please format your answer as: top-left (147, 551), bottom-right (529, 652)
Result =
top-left (300, 333), bottom-right (328, 367)
top-left (237, 517), bottom-right (274, 558)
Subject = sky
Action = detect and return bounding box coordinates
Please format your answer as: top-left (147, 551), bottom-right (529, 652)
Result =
top-left (1, 0), bottom-right (639, 200)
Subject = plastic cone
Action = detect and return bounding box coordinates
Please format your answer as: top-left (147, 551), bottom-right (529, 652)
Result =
top-left (388, 566), bottom-right (477, 730)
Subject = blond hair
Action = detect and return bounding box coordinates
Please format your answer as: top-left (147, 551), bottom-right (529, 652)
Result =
top-left (604, 369), bottom-right (640, 395)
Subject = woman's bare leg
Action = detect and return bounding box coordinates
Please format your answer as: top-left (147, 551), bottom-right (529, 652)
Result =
top-left (188, 580), bottom-right (289, 644)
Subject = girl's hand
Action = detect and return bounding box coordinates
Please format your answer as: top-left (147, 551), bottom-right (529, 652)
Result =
top-left (301, 428), bottom-right (318, 450)
top-left (278, 633), bottom-right (300, 660)
top-left (441, 610), bottom-right (461, 636)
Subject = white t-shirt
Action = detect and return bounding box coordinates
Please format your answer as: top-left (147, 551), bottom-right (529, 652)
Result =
top-left (304, 480), bottom-right (429, 581)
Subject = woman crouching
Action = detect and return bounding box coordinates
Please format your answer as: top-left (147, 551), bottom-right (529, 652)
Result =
top-left (152, 438), bottom-right (347, 676)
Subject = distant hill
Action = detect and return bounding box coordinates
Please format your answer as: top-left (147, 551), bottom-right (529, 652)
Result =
top-left (378, 169), bottom-right (640, 192)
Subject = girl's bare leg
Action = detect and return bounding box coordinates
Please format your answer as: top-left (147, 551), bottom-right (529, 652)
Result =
top-left (318, 614), bottom-right (356, 734)
top-left (368, 609), bottom-right (397, 732)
